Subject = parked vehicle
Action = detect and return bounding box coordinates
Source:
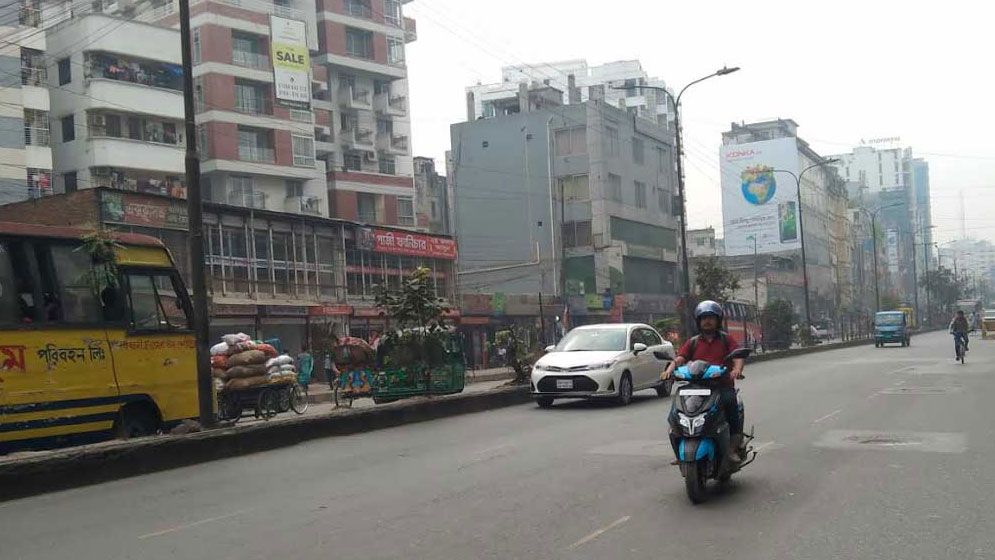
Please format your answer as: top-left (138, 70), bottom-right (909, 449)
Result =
top-left (668, 348), bottom-right (755, 504)
top-left (982, 309), bottom-right (995, 340)
top-left (530, 323), bottom-right (674, 408)
top-left (0, 223), bottom-right (197, 453)
top-left (874, 311), bottom-right (911, 347)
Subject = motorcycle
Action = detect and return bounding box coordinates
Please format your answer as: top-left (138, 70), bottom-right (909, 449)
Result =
top-left (668, 348), bottom-right (756, 504)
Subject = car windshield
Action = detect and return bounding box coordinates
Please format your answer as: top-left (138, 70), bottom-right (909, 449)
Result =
top-left (554, 328), bottom-right (627, 351)
top-left (875, 314), bottom-right (904, 326)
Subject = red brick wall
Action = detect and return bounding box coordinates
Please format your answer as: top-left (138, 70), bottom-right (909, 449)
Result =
top-left (334, 190), bottom-right (358, 220)
top-left (371, 33), bottom-right (387, 64)
top-left (200, 73), bottom-right (234, 112)
top-left (383, 195), bottom-right (397, 225)
top-left (205, 122), bottom-right (238, 160)
top-left (0, 189), bottom-right (100, 226)
top-left (318, 19), bottom-right (387, 63)
top-left (274, 130), bottom-right (293, 166)
top-left (314, 108), bottom-right (331, 127)
top-left (331, 171), bottom-right (413, 188)
top-left (198, 24), bottom-right (233, 65)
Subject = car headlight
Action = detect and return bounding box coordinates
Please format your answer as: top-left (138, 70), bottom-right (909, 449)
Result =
top-left (533, 363), bottom-right (550, 372)
top-left (581, 360), bottom-right (616, 371)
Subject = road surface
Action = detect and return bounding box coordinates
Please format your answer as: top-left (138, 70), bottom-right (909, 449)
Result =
top-left (2, 331), bottom-right (993, 560)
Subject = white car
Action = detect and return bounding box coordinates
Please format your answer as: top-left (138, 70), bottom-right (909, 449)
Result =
top-left (531, 323), bottom-right (675, 408)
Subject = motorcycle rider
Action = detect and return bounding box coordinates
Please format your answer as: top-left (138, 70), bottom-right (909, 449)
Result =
top-left (664, 300), bottom-right (747, 461)
top-left (950, 309), bottom-right (970, 357)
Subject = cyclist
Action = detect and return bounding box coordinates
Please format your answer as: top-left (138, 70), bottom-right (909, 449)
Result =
top-left (949, 310), bottom-right (970, 359)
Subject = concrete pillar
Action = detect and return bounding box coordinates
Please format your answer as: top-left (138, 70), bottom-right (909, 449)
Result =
top-left (466, 91), bottom-right (475, 121)
top-left (567, 74), bottom-right (580, 104)
top-left (518, 82), bottom-right (529, 113)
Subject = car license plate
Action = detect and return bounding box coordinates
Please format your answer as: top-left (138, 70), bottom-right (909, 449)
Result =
top-left (556, 379), bottom-right (573, 389)
top-left (680, 388), bottom-right (711, 396)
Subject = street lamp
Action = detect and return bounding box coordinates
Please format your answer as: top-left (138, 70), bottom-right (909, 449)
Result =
top-left (747, 234), bottom-right (761, 347)
top-left (771, 158), bottom-right (840, 331)
top-left (611, 65), bottom-right (741, 335)
top-left (857, 203), bottom-right (902, 313)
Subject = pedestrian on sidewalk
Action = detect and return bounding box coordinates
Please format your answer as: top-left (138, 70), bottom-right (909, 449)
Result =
top-left (297, 345), bottom-right (314, 390)
top-left (324, 350), bottom-right (340, 391)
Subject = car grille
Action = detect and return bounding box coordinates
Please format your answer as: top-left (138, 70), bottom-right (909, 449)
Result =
top-left (542, 364), bottom-right (590, 372)
top-left (536, 375), bottom-right (599, 392)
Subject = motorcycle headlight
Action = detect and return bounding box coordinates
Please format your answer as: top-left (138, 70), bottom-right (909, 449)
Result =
top-left (677, 413), bottom-right (706, 435)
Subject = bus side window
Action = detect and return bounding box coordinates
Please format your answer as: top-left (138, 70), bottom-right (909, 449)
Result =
top-left (44, 244), bottom-right (104, 323)
top-left (0, 241), bottom-right (41, 325)
top-left (124, 272), bottom-right (192, 332)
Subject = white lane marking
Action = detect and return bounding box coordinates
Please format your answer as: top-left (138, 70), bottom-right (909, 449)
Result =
top-left (568, 516), bottom-right (631, 550)
top-left (138, 509), bottom-right (251, 539)
top-left (813, 409), bottom-right (843, 424)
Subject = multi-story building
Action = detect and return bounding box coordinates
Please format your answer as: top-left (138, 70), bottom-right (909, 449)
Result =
top-left (0, 0), bottom-right (58, 203)
top-left (413, 156), bottom-right (448, 234)
top-left (315, 0), bottom-right (419, 229)
top-left (467, 59), bottom-right (672, 127)
top-left (140, 0), bottom-right (328, 217)
top-left (721, 119), bottom-right (852, 323)
top-left (687, 227), bottom-right (717, 258)
top-left (451, 83), bottom-right (680, 365)
top-left (47, 14), bottom-right (187, 198)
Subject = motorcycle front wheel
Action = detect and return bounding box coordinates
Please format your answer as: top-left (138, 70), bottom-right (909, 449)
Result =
top-left (684, 461), bottom-right (707, 504)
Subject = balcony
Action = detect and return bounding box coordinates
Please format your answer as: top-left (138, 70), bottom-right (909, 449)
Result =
top-left (342, 127), bottom-right (374, 150)
top-left (228, 189), bottom-right (268, 209)
top-left (19, 5), bottom-right (41, 27)
top-left (23, 126), bottom-right (50, 147)
top-left (285, 195), bottom-right (323, 215)
top-left (234, 98), bottom-right (274, 116)
top-left (85, 53), bottom-right (184, 92)
top-left (377, 134), bottom-right (408, 154)
top-left (238, 145), bottom-right (275, 163)
top-left (344, 0), bottom-right (373, 19)
top-left (339, 85), bottom-right (371, 109)
top-left (232, 50), bottom-right (270, 70)
top-left (374, 92), bottom-right (406, 116)
top-left (20, 66), bottom-right (47, 87)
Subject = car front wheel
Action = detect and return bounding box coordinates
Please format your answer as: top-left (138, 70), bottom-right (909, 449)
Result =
top-left (616, 373), bottom-right (633, 406)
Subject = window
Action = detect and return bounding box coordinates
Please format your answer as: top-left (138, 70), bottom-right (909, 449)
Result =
top-left (379, 155), bottom-right (396, 175)
top-left (657, 187), bottom-right (671, 214)
top-left (286, 180), bottom-right (304, 198)
top-left (606, 126), bottom-right (619, 157)
top-left (192, 29), bottom-right (201, 64)
top-left (58, 58), bottom-right (71, 85)
top-left (61, 114), bottom-right (75, 142)
top-left (238, 127), bottom-right (273, 163)
top-left (696, 237), bottom-right (705, 247)
top-left (292, 134), bottom-right (315, 167)
top-left (607, 173), bottom-right (622, 202)
top-left (560, 174), bottom-right (590, 200)
top-left (345, 27), bottom-right (374, 59)
top-left (48, 244), bottom-right (103, 323)
top-left (611, 217), bottom-right (677, 250)
top-left (234, 80), bottom-right (270, 114)
top-left (344, 0), bottom-right (372, 18)
top-left (358, 192), bottom-right (378, 222)
top-left (632, 137), bottom-right (645, 165)
top-left (561, 220), bottom-right (592, 248)
top-left (125, 272), bottom-right (191, 331)
top-left (377, 117), bottom-right (393, 135)
top-left (0, 241), bottom-right (42, 325)
top-left (344, 151), bottom-right (363, 171)
top-left (554, 126), bottom-right (587, 156)
top-left (23, 109), bottom-right (49, 147)
top-left (387, 37), bottom-right (404, 65)
top-left (397, 196), bottom-right (415, 226)
top-left (384, 0), bottom-right (402, 26)
top-left (656, 146), bottom-right (669, 174)
top-left (232, 32), bottom-right (266, 69)
top-left (63, 172), bottom-right (77, 193)
top-left (634, 181), bottom-right (647, 208)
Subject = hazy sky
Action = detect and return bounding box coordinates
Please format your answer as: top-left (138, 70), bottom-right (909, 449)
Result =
top-left (403, 0), bottom-right (995, 246)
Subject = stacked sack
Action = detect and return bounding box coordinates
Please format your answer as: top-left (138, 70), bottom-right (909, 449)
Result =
top-left (265, 354), bottom-right (297, 385)
top-left (211, 333), bottom-right (295, 391)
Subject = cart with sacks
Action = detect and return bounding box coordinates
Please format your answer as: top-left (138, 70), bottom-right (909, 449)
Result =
top-left (211, 333), bottom-right (309, 421)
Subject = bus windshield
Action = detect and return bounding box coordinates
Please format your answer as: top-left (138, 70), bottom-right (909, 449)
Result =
top-left (875, 313), bottom-right (904, 326)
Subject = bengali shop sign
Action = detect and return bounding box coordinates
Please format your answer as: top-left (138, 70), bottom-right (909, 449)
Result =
top-left (101, 191), bottom-right (188, 230)
top-left (369, 229), bottom-right (457, 260)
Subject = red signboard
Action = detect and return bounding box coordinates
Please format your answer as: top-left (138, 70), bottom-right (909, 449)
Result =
top-left (308, 305), bottom-right (353, 317)
top-left (372, 229), bottom-right (457, 260)
top-left (353, 307), bottom-right (383, 318)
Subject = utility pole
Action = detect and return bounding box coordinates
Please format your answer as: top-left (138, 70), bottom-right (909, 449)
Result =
top-left (910, 230), bottom-right (919, 326)
top-left (179, 0), bottom-right (215, 428)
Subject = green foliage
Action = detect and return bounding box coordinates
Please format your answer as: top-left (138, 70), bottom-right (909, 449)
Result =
top-left (921, 266), bottom-right (965, 312)
top-left (761, 299), bottom-right (795, 351)
top-left (75, 226), bottom-right (123, 297)
top-left (375, 267), bottom-right (450, 381)
top-left (495, 326), bottom-right (535, 384)
top-left (880, 294), bottom-right (901, 311)
top-left (694, 257), bottom-right (741, 302)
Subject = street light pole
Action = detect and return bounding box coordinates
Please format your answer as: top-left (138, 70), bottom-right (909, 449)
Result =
top-left (772, 158), bottom-right (839, 331)
top-left (611, 66), bottom-right (740, 336)
top-left (858, 203), bottom-right (902, 313)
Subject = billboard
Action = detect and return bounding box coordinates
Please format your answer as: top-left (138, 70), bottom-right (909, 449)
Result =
top-left (720, 138), bottom-right (801, 256)
top-left (270, 16), bottom-right (311, 109)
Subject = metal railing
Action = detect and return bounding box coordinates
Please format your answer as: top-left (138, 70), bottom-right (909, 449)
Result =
top-left (234, 97), bottom-right (273, 116)
top-left (232, 50), bottom-right (270, 70)
top-left (238, 145), bottom-right (275, 163)
top-left (20, 66), bottom-right (47, 87)
top-left (344, 0), bottom-right (373, 19)
top-left (228, 189), bottom-right (268, 209)
top-left (23, 127), bottom-right (50, 147)
top-left (300, 196), bottom-right (322, 214)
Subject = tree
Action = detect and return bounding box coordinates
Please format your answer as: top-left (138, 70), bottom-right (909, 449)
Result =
top-left (694, 256), bottom-right (741, 302)
top-left (920, 266), bottom-right (964, 314)
top-left (375, 267), bottom-right (450, 392)
top-left (880, 294), bottom-right (901, 311)
top-left (761, 299), bottom-right (795, 351)
top-left (494, 327), bottom-right (534, 384)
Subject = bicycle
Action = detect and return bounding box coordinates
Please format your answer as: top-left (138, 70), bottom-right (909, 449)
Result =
top-left (953, 333), bottom-right (967, 364)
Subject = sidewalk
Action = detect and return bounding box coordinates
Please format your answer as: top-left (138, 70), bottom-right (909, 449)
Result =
top-left (303, 367), bottom-right (515, 405)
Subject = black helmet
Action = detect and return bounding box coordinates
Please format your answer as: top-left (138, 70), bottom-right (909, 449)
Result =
top-left (694, 300), bottom-right (724, 331)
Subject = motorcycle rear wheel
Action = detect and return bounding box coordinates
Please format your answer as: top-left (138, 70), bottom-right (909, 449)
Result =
top-left (684, 461), bottom-right (707, 504)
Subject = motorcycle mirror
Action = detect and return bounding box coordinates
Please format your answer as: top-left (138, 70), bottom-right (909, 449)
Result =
top-left (726, 348), bottom-right (751, 361)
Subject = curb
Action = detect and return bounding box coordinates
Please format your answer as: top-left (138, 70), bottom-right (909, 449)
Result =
top-left (304, 371), bottom-right (515, 405)
top-left (0, 384), bottom-right (531, 502)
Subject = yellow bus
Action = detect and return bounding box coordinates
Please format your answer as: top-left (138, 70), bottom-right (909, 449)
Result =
top-left (0, 223), bottom-right (198, 453)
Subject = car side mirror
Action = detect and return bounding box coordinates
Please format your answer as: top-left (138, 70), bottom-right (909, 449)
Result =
top-left (632, 342), bottom-right (647, 354)
top-left (544, 345), bottom-right (556, 353)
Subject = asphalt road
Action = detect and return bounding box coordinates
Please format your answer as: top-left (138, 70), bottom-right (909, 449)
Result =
top-left (2, 331), bottom-right (993, 560)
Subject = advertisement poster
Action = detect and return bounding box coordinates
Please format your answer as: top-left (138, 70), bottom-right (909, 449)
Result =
top-left (270, 16), bottom-right (311, 108)
top-left (886, 229), bottom-right (899, 277)
top-left (720, 138), bottom-right (801, 256)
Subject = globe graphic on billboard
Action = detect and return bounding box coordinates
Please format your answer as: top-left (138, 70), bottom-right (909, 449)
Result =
top-left (740, 165), bottom-right (776, 205)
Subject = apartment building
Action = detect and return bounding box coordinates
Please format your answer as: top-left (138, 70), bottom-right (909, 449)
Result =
top-left (315, 0), bottom-right (419, 228)
top-left (413, 155), bottom-right (448, 234)
top-left (0, 0), bottom-right (60, 203)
